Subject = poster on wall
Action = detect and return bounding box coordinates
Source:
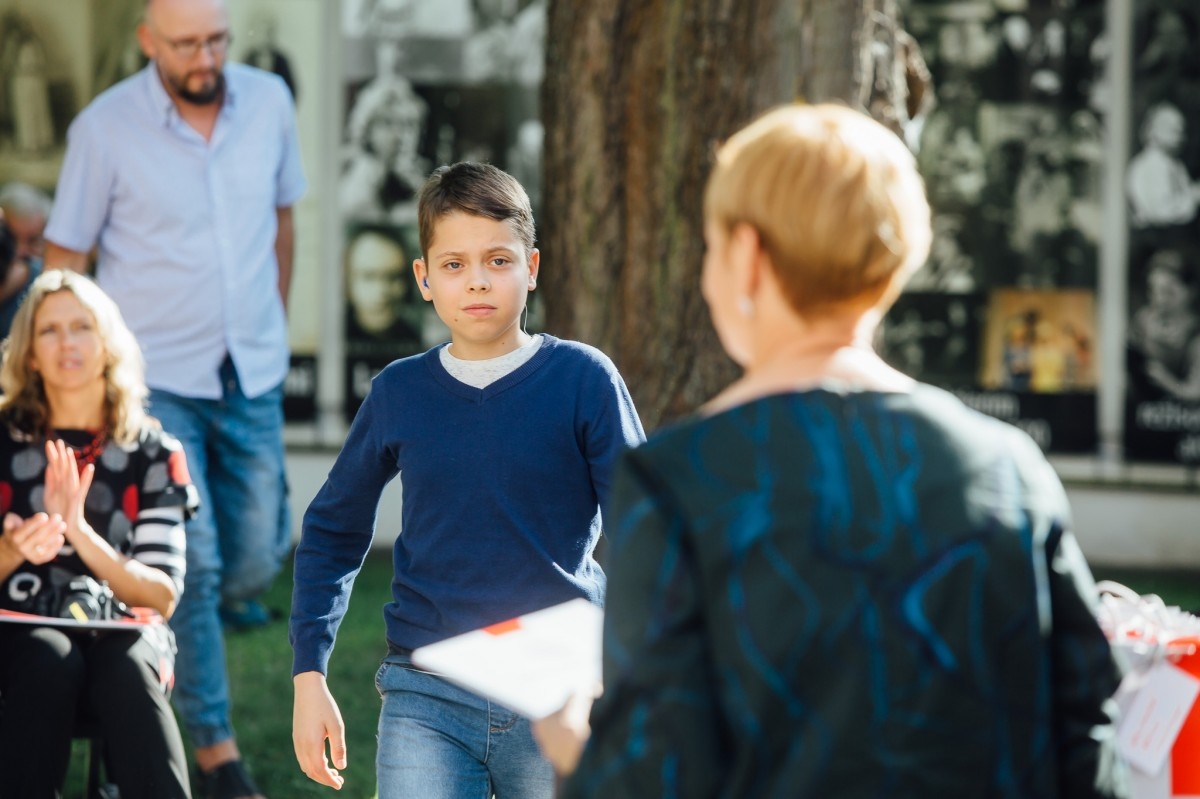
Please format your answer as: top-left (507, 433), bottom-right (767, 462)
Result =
top-left (1123, 1), bottom-right (1200, 465)
top-left (340, 0), bottom-right (546, 415)
top-left (893, 0), bottom-right (1106, 454)
top-left (91, 0), bottom-right (147, 97)
top-left (229, 0), bottom-right (326, 423)
top-left (342, 222), bottom-right (433, 419)
top-left (877, 292), bottom-right (985, 390)
top-left (0, 0), bottom-right (99, 189)
top-left (976, 288), bottom-right (1098, 451)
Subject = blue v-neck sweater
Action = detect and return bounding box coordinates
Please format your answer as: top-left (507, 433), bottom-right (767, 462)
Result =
top-left (290, 336), bottom-right (646, 675)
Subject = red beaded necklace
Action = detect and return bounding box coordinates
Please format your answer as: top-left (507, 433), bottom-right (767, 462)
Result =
top-left (48, 427), bottom-right (109, 472)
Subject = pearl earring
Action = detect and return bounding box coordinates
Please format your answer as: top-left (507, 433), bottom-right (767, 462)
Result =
top-left (737, 296), bottom-right (754, 317)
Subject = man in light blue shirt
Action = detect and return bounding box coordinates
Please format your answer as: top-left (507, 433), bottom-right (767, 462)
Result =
top-left (43, 0), bottom-right (304, 795)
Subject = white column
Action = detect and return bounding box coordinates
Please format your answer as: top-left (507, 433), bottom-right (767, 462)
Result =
top-left (1096, 0), bottom-right (1132, 476)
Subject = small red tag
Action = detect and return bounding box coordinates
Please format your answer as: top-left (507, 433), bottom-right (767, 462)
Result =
top-left (483, 618), bottom-right (521, 636)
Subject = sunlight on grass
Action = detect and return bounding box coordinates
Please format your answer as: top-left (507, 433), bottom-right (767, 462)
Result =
top-left (202, 552), bottom-right (392, 799)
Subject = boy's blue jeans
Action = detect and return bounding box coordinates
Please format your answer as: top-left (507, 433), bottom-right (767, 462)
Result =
top-left (149, 360), bottom-right (290, 747)
top-left (375, 652), bottom-right (555, 799)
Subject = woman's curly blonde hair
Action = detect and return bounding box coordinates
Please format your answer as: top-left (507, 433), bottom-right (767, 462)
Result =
top-left (0, 270), bottom-right (152, 445)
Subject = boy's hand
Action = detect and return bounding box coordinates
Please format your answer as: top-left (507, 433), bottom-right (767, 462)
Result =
top-left (293, 671), bottom-right (347, 790)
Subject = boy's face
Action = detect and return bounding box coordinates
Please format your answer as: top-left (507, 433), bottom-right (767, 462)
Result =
top-left (414, 211), bottom-right (538, 359)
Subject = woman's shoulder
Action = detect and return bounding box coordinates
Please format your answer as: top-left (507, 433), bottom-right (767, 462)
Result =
top-left (635, 385), bottom-right (1027, 465)
top-left (0, 423), bottom-right (35, 477)
top-left (626, 386), bottom-right (1062, 519)
top-left (0, 406), bottom-right (37, 440)
top-left (622, 409), bottom-right (731, 475)
top-left (894, 385), bottom-right (1065, 503)
top-left (0, 412), bottom-right (40, 466)
top-left (127, 420), bottom-right (199, 508)
top-left (868, 383), bottom-right (1040, 457)
top-left (128, 419), bottom-right (187, 460)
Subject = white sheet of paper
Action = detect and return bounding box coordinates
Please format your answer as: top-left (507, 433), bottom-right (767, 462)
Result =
top-left (411, 598), bottom-right (603, 720)
top-left (1116, 660), bottom-right (1200, 776)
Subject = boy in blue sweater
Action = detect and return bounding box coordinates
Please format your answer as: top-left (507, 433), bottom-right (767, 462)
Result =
top-left (289, 161), bottom-right (646, 798)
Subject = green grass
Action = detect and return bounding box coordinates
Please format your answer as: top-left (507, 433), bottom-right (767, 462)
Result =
top-left (63, 554), bottom-right (1199, 797)
top-left (217, 552), bottom-right (393, 798)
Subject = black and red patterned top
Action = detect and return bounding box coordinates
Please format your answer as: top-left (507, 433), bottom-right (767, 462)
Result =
top-left (0, 420), bottom-right (198, 614)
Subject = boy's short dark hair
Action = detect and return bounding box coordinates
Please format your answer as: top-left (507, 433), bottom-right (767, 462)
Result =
top-left (417, 162), bottom-right (536, 258)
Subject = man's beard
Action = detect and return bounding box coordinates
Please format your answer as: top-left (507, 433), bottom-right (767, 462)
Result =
top-left (171, 68), bottom-right (225, 105)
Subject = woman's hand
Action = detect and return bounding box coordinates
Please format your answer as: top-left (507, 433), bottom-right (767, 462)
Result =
top-left (532, 690), bottom-right (595, 778)
top-left (0, 511), bottom-right (67, 566)
top-left (40, 440), bottom-right (179, 617)
top-left (44, 440), bottom-right (96, 542)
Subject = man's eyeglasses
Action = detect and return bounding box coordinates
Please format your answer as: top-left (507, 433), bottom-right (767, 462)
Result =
top-left (160, 31), bottom-right (232, 59)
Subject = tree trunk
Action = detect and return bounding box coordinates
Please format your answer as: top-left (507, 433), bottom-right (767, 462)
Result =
top-left (541, 0), bottom-right (922, 430)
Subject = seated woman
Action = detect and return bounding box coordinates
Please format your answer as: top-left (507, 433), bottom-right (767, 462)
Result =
top-left (535, 105), bottom-right (1126, 797)
top-left (0, 270), bottom-right (197, 798)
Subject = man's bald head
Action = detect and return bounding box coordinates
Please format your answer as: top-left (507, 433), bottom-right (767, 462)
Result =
top-left (144, 0), bottom-right (228, 25)
top-left (143, 0), bottom-right (232, 44)
top-left (138, 0), bottom-right (230, 105)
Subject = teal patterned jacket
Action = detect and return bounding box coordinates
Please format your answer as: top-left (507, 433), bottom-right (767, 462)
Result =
top-left (564, 386), bottom-right (1127, 799)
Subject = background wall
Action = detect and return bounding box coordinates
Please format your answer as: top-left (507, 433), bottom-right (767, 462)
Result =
top-left (0, 0), bottom-right (1196, 567)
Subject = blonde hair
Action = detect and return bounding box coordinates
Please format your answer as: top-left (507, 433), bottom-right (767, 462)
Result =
top-left (704, 104), bottom-right (931, 313)
top-left (0, 270), bottom-right (152, 445)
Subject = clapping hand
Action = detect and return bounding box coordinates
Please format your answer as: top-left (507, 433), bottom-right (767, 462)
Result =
top-left (1, 511), bottom-right (67, 565)
top-left (43, 439), bottom-right (96, 542)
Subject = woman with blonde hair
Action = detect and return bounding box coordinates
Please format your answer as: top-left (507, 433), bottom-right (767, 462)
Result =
top-left (0, 269), bottom-right (196, 798)
top-left (535, 104), bottom-right (1126, 797)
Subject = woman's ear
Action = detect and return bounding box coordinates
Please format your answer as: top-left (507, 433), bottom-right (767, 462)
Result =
top-left (729, 223), bottom-right (765, 300)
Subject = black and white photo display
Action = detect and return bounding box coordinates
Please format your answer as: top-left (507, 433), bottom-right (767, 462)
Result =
top-left (892, 0), bottom-right (1106, 454)
top-left (339, 0), bottom-right (547, 414)
top-left (1123, 1), bottom-right (1200, 464)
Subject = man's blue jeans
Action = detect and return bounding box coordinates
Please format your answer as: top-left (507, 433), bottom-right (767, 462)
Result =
top-left (375, 653), bottom-right (555, 799)
top-left (149, 360), bottom-right (290, 747)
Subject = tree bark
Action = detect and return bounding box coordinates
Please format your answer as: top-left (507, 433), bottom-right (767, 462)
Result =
top-left (541, 0), bottom-right (923, 429)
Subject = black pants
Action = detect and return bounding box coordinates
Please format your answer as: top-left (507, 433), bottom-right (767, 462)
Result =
top-left (0, 623), bottom-right (191, 798)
